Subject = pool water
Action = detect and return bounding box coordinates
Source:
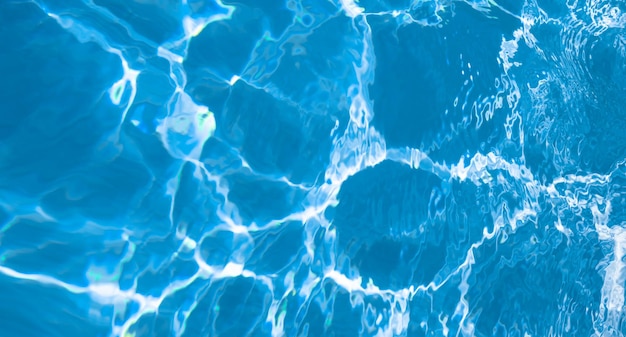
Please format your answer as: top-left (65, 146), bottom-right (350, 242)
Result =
top-left (1, 0), bottom-right (626, 336)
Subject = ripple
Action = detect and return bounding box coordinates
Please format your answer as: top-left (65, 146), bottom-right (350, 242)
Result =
top-left (4, 0), bottom-right (626, 336)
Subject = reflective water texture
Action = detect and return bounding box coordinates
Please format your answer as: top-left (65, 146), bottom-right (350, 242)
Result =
top-left (1, 0), bottom-right (626, 336)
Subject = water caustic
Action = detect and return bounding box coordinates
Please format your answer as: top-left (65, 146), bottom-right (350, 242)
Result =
top-left (1, 0), bottom-right (626, 336)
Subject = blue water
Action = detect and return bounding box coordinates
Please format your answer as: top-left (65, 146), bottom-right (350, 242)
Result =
top-left (1, 0), bottom-right (626, 336)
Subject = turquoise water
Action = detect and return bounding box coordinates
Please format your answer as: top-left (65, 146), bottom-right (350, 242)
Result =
top-left (1, 0), bottom-right (626, 336)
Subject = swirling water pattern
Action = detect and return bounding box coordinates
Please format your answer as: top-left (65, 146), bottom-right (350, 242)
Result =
top-left (2, 0), bottom-right (626, 336)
